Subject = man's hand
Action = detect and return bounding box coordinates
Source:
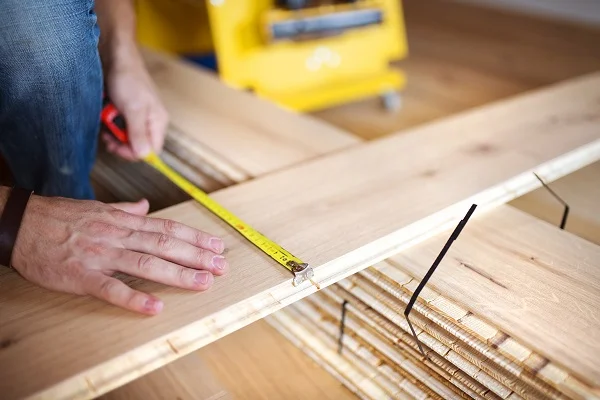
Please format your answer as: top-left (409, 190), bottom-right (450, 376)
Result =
top-left (95, 0), bottom-right (168, 160)
top-left (102, 56), bottom-right (169, 160)
top-left (11, 195), bottom-right (228, 315)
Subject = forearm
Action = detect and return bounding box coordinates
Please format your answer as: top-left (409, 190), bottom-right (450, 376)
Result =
top-left (95, 0), bottom-right (168, 158)
top-left (95, 0), bottom-right (141, 73)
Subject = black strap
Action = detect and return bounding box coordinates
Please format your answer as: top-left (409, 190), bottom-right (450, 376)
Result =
top-left (0, 187), bottom-right (33, 267)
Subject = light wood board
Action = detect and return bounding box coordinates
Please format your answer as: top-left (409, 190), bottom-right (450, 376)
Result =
top-left (1, 73), bottom-right (599, 400)
top-left (142, 49), bottom-right (359, 179)
top-left (388, 204), bottom-right (600, 389)
top-left (352, 266), bottom-right (593, 400)
top-left (274, 180), bottom-right (600, 400)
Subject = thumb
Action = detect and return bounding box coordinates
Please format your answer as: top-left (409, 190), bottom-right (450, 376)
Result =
top-left (109, 199), bottom-right (150, 216)
top-left (124, 107), bottom-right (152, 158)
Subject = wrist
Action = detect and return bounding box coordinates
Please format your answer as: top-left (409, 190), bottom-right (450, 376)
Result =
top-left (0, 187), bottom-right (33, 268)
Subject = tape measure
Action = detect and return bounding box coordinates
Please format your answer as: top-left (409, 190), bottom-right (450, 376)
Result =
top-left (101, 95), bottom-right (315, 287)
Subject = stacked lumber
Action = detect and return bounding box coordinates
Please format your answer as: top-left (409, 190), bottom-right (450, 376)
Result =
top-left (91, 48), bottom-right (358, 207)
top-left (268, 203), bottom-right (600, 400)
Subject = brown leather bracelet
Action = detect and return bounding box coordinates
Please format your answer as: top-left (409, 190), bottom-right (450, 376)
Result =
top-left (0, 187), bottom-right (33, 268)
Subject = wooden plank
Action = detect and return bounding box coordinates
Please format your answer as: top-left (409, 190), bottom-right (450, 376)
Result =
top-left (317, 288), bottom-right (504, 400)
top-left (282, 213), bottom-right (598, 400)
top-left (302, 291), bottom-right (486, 400)
top-left (271, 294), bottom-right (484, 400)
top-left (289, 299), bottom-right (449, 400)
top-left (1, 73), bottom-right (599, 400)
top-left (388, 205), bottom-right (600, 389)
top-left (327, 284), bottom-right (526, 399)
top-left (356, 264), bottom-right (597, 400)
top-left (142, 48), bottom-right (360, 179)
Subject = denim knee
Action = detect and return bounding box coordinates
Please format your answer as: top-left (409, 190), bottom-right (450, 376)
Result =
top-left (0, 0), bottom-right (101, 100)
top-left (0, 0), bottom-right (103, 199)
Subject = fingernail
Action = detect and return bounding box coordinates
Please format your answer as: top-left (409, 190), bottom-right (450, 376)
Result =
top-left (195, 271), bottom-right (210, 285)
top-left (209, 237), bottom-right (224, 253)
top-left (144, 298), bottom-right (163, 313)
top-left (137, 143), bottom-right (152, 158)
top-left (212, 255), bottom-right (227, 270)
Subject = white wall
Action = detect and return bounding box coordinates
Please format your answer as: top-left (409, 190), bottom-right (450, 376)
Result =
top-left (459, 0), bottom-right (600, 27)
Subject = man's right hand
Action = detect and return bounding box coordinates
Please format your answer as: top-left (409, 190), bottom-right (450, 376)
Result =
top-left (10, 195), bottom-right (228, 315)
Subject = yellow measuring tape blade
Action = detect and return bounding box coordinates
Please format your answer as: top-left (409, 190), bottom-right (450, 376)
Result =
top-left (143, 153), bottom-right (315, 287)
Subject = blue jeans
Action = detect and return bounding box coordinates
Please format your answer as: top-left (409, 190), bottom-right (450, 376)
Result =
top-left (0, 0), bottom-right (102, 199)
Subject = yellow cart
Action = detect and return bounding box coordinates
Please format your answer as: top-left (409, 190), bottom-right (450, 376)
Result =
top-left (135, 0), bottom-right (408, 112)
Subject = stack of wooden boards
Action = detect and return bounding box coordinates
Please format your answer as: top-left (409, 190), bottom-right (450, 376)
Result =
top-left (92, 49), bottom-right (357, 204)
top-left (268, 201), bottom-right (600, 399)
top-left (1, 48), bottom-right (599, 400)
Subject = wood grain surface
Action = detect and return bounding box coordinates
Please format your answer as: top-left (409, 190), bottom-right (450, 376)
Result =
top-left (1, 73), bottom-right (599, 400)
top-left (272, 164), bottom-right (600, 399)
top-left (389, 205), bottom-right (600, 388)
top-left (268, 305), bottom-right (396, 400)
top-left (353, 266), bottom-right (592, 399)
top-left (273, 225), bottom-right (600, 400)
top-left (194, 319), bottom-right (356, 400)
top-left (104, 319), bottom-right (354, 400)
top-left (314, 0), bottom-right (600, 139)
top-left (142, 49), bottom-right (359, 179)
top-left (99, 353), bottom-right (231, 400)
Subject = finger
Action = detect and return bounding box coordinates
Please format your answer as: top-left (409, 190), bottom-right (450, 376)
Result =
top-left (110, 199), bottom-right (150, 216)
top-left (112, 249), bottom-right (215, 291)
top-left (113, 145), bottom-right (138, 161)
top-left (101, 134), bottom-right (119, 153)
top-left (101, 132), bottom-right (114, 145)
top-left (148, 103), bottom-right (168, 153)
top-left (82, 272), bottom-right (163, 315)
top-left (128, 216), bottom-right (225, 254)
top-left (102, 134), bottom-right (137, 160)
top-left (123, 231), bottom-right (228, 275)
top-left (123, 105), bottom-right (152, 158)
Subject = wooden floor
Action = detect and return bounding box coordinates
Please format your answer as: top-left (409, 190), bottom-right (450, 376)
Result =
top-left (194, 320), bottom-right (356, 400)
top-left (100, 321), bottom-right (355, 400)
top-left (94, 1), bottom-right (599, 398)
top-left (314, 0), bottom-right (600, 140)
